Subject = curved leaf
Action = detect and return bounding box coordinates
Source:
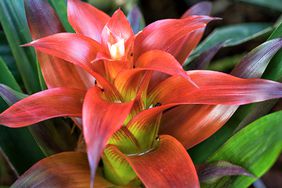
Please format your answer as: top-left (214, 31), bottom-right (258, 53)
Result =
top-left (182, 1), bottom-right (212, 18)
top-left (205, 111), bottom-right (282, 188)
top-left (11, 152), bottom-right (113, 188)
top-left (0, 0), bottom-right (41, 93)
top-left (0, 88), bottom-right (85, 127)
top-left (127, 6), bottom-right (145, 34)
top-left (82, 87), bottom-right (134, 187)
top-left (185, 23), bottom-right (272, 65)
top-left (124, 135), bottom-right (200, 188)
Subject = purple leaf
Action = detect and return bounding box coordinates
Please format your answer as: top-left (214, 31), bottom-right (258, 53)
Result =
top-left (231, 38), bottom-right (282, 78)
top-left (127, 6), bottom-right (145, 34)
top-left (188, 42), bottom-right (224, 70)
top-left (198, 161), bottom-right (254, 184)
top-left (182, 1), bottom-right (212, 18)
top-left (0, 84), bottom-right (27, 105)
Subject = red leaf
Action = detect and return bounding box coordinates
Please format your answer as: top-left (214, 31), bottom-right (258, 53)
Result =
top-left (24, 33), bottom-right (120, 100)
top-left (150, 71), bottom-right (282, 105)
top-left (134, 16), bottom-right (213, 64)
top-left (160, 27), bottom-right (282, 149)
top-left (101, 9), bottom-right (134, 46)
top-left (0, 88), bottom-right (85, 127)
top-left (25, 0), bottom-right (93, 89)
top-left (160, 105), bottom-right (237, 148)
top-left (135, 50), bottom-right (190, 79)
top-left (12, 152), bottom-right (113, 187)
top-left (68, 0), bottom-right (110, 42)
top-left (111, 135), bottom-right (200, 188)
top-left (82, 87), bottom-right (134, 187)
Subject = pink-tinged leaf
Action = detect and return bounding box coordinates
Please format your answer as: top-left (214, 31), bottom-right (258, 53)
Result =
top-left (68, 0), bottom-right (110, 42)
top-left (182, 1), bottom-right (212, 18)
top-left (134, 16), bottom-right (213, 64)
top-left (102, 9), bottom-right (134, 44)
top-left (25, 33), bottom-right (100, 70)
top-left (25, 0), bottom-right (93, 89)
top-left (82, 87), bottom-right (134, 187)
top-left (12, 152), bottom-right (113, 188)
top-left (111, 135), bottom-right (200, 188)
top-left (160, 105), bottom-right (237, 148)
top-left (24, 33), bottom-right (120, 99)
top-left (160, 39), bottom-right (282, 148)
top-left (135, 50), bottom-right (190, 79)
top-left (150, 70), bottom-right (282, 105)
top-left (0, 88), bottom-right (85, 127)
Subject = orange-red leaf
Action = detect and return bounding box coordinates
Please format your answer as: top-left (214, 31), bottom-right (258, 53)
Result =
top-left (134, 16), bottom-right (212, 64)
top-left (82, 87), bottom-right (134, 187)
top-left (150, 71), bottom-right (282, 105)
top-left (68, 0), bottom-right (110, 42)
top-left (12, 152), bottom-right (113, 188)
top-left (0, 88), bottom-right (85, 127)
top-left (25, 0), bottom-right (93, 89)
top-left (112, 135), bottom-right (200, 188)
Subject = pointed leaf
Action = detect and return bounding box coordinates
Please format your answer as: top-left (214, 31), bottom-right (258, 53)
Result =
top-left (205, 111), bottom-right (282, 188)
top-left (0, 88), bottom-right (85, 127)
top-left (182, 1), bottom-right (212, 18)
top-left (127, 6), bottom-right (145, 34)
top-left (0, 84), bottom-right (27, 106)
top-left (134, 16), bottom-right (213, 64)
top-left (0, 0), bottom-right (41, 93)
top-left (198, 161), bottom-right (254, 184)
top-left (102, 9), bottom-right (134, 44)
top-left (68, 0), bottom-right (110, 42)
top-left (187, 42), bottom-right (223, 70)
top-left (25, 0), bottom-right (93, 89)
top-left (82, 87), bottom-right (134, 187)
top-left (185, 23), bottom-right (272, 65)
top-left (161, 38), bottom-right (282, 150)
top-left (48, 0), bottom-right (73, 32)
top-left (25, 33), bottom-right (120, 99)
top-left (150, 71), bottom-right (282, 105)
top-left (0, 58), bottom-right (20, 92)
top-left (188, 37), bottom-right (282, 162)
top-left (231, 38), bottom-right (282, 78)
top-left (135, 50), bottom-right (190, 79)
top-left (11, 152), bottom-right (113, 188)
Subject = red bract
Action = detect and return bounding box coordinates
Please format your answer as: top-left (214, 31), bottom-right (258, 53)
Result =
top-left (1, 0), bottom-right (282, 187)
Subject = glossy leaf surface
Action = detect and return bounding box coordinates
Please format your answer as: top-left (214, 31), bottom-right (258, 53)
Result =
top-left (205, 111), bottom-right (282, 188)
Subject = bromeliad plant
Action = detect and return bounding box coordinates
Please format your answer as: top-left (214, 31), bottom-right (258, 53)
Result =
top-left (1, 0), bottom-right (282, 187)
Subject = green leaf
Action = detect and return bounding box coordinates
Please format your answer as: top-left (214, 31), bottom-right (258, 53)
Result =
top-left (184, 23), bottom-right (272, 66)
top-left (48, 0), bottom-right (74, 32)
top-left (237, 0), bottom-right (282, 12)
top-left (204, 111), bottom-right (282, 188)
top-left (0, 32), bottom-right (21, 86)
top-left (0, 58), bottom-right (20, 92)
top-left (0, 60), bottom-right (45, 174)
top-left (0, 0), bottom-right (41, 93)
